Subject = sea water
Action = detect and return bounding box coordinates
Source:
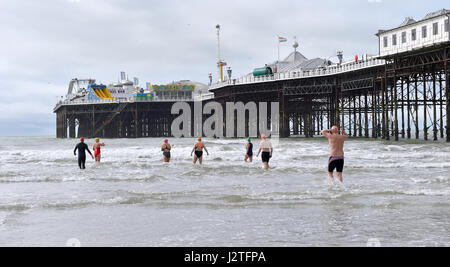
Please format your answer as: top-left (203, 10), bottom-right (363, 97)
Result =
top-left (0, 136), bottom-right (448, 246)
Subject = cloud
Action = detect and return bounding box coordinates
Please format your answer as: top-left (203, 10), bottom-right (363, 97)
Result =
top-left (368, 0), bottom-right (382, 3)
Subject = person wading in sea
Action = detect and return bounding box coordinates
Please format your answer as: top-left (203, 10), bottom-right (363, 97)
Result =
top-left (93, 138), bottom-right (105, 162)
top-left (74, 137), bottom-right (94, 169)
top-left (321, 125), bottom-right (349, 183)
top-left (161, 138), bottom-right (172, 163)
top-left (191, 137), bottom-right (209, 165)
top-left (244, 137), bottom-right (253, 162)
top-left (256, 134), bottom-right (273, 170)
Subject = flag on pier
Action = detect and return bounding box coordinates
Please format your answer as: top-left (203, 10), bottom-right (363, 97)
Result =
top-left (120, 72), bottom-right (126, 81)
top-left (133, 77), bottom-right (139, 86)
top-left (278, 36), bottom-right (287, 42)
top-left (146, 82), bottom-right (151, 90)
top-left (277, 36), bottom-right (287, 62)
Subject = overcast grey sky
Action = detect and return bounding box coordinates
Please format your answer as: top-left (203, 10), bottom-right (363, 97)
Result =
top-left (0, 0), bottom-right (447, 136)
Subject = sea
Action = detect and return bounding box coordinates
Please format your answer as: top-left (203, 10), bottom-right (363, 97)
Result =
top-left (0, 136), bottom-right (448, 246)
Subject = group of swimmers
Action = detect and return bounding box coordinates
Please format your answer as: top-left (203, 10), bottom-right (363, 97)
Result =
top-left (74, 125), bottom-right (348, 183)
top-left (73, 137), bottom-right (105, 169)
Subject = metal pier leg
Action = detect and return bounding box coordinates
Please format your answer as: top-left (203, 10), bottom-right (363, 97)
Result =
top-left (401, 78), bottom-right (405, 139)
top-left (446, 56), bottom-right (450, 142)
top-left (348, 96), bottom-right (352, 136)
top-left (372, 84), bottom-right (377, 138)
top-left (394, 74), bottom-right (399, 141)
top-left (293, 114), bottom-right (299, 135)
top-left (336, 87), bottom-right (341, 128)
top-left (407, 77), bottom-right (411, 139)
top-left (433, 70), bottom-right (438, 141)
top-left (134, 104), bottom-right (140, 138)
top-left (382, 77), bottom-right (388, 140)
top-left (423, 72), bottom-right (428, 141)
top-left (365, 90), bottom-right (369, 138)
top-left (439, 73), bottom-right (444, 139)
top-left (358, 95), bottom-right (362, 137)
top-left (415, 75), bottom-right (419, 139)
top-left (69, 118), bottom-right (75, 138)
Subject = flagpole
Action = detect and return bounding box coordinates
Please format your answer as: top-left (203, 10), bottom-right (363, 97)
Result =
top-left (277, 36), bottom-right (280, 62)
top-left (278, 41), bottom-right (280, 62)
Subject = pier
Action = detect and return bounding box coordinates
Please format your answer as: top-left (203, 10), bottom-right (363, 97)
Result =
top-left (55, 10), bottom-right (450, 141)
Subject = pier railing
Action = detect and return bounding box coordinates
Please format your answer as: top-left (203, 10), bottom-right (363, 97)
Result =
top-left (53, 95), bottom-right (212, 111)
top-left (210, 57), bottom-right (385, 90)
top-left (54, 58), bottom-right (384, 111)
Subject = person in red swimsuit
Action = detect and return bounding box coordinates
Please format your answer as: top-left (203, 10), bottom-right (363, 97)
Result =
top-left (93, 138), bottom-right (105, 162)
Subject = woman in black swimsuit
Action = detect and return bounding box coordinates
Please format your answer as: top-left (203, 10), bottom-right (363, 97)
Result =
top-left (161, 138), bottom-right (171, 162)
top-left (244, 137), bottom-right (253, 162)
top-left (190, 137), bottom-right (209, 165)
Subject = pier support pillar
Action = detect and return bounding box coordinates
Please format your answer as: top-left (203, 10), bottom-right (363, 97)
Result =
top-left (446, 59), bottom-right (450, 142)
top-left (293, 114), bottom-right (299, 135)
top-left (69, 118), bottom-right (76, 139)
top-left (279, 88), bottom-right (290, 138)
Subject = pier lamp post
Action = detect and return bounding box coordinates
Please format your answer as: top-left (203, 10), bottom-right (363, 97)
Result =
top-left (227, 67), bottom-right (232, 83)
top-left (216, 24), bottom-right (222, 82)
top-left (337, 51), bottom-right (343, 65)
top-left (208, 73), bottom-right (212, 86)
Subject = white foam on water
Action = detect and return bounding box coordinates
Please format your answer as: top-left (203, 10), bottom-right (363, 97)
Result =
top-left (0, 137), bottom-right (448, 246)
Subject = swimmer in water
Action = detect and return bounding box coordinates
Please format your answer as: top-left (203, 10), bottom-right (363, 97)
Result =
top-left (321, 125), bottom-right (349, 183)
top-left (190, 137), bottom-right (209, 165)
top-left (244, 137), bottom-right (253, 162)
top-left (256, 134), bottom-right (273, 170)
top-left (93, 138), bottom-right (105, 162)
top-left (161, 138), bottom-right (171, 163)
top-left (74, 137), bottom-right (94, 169)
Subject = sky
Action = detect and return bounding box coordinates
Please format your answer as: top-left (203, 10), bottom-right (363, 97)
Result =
top-left (0, 0), bottom-right (447, 136)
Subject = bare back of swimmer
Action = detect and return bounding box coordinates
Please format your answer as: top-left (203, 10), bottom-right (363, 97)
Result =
top-left (321, 125), bottom-right (348, 183)
top-left (256, 134), bottom-right (273, 170)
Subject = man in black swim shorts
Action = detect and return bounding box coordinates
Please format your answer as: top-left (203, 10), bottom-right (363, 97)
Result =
top-left (321, 126), bottom-right (349, 183)
top-left (256, 134), bottom-right (273, 170)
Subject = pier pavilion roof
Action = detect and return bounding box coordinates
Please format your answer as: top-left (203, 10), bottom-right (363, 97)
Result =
top-left (271, 51), bottom-right (329, 73)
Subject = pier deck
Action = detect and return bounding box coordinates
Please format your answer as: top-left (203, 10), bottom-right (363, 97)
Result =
top-left (55, 43), bottom-right (450, 141)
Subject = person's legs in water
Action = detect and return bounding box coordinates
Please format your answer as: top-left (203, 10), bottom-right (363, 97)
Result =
top-left (328, 157), bottom-right (335, 183)
top-left (78, 157), bottom-right (83, 169)
top-left (163, 152), bottom-right (170, 163)
top-left (261, 152), bottom-right (270, 170)
top-left (328, 172), bottom-right (334, 183)
top-left (334, 159), bottom-right (344, 183)
top-left (328, 157), bottom-right (344, 183)
top-left (336, 159), bottom-right (344, 182)
top-left (79, 156), bottom-right (86, 169)
top-left (245, 152), bottom-right (253, 162)
top-left (194, 150), bottom-right (203, 165)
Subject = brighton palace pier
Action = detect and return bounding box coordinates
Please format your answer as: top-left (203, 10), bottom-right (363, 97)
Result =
top-left (55, 9), bottom-right (450, 141)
